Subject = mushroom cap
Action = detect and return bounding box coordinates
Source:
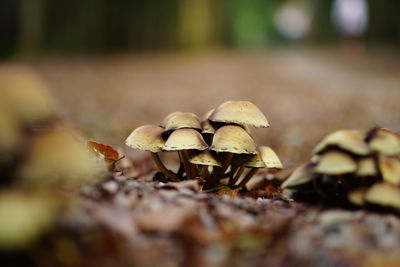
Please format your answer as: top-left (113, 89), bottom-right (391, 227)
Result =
top-left (355, 157), bottom-right (377, 177)
top-left (259, 146), bottom-right (283, 169)
top-left (201, 118), bottom-right (217, 134)
top-left (313, 130), bottom-right (371, 156)
top-left (161, 112), bottom-right (201, 132)
top-left (379, 155), bottom-right (400, 186)
top-left (348, 187), bottom-right (368, 206)
top-left (209, 101), bottom-right (269, 128)
top-left (313, 150), bottom-right (357, 175)
top-left (365, 183), bottom-right (400, 209)
top-left (188, 150), bottom-right (222, 167)
top-left (281, 164), bottom-right (313, 189)
top-left (17, 124), bottom-right (106, 187)
top-left (367, 128), bottom-right (400, 156)
top-left (232, 153), bottom-right (266, 168)
top-left (125, 125), bottom-right (165, 153)
top-left (210, 125), bottom-right (257, 154)
top-left (0, 65), bottom-right (56, 125)
top-left (163, 128), bottom-right (208, 151)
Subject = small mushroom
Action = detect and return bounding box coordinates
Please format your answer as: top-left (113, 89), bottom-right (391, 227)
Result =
top-left (348, 187), bottom-right (368, 206)
top-left (366, 128), bottom-right (400, 156)
top-left (161, 112), bottom-right (202, 133)
top-left (210, 125), bottom-right (257, 179)
top-left (209, 100), bottom-right (269, 128)
top-left (163, 128), bottom-right (208, 179)
top-left (378, 155), bottom-right (400, 186)
top-left (259, 146), bottom-right (283, 169)
top-left (355, 157), bottom-right (377, 177)
top-left (313, 150), bottom-right (357, 175)
top-left (281, 163), bottom-right (314, 189)
top-left (312, 130), bottom-right (371, 156)
top-left (365, 183), bottom-right (400, 210)
top-left (201, 109), bottom-right (216, 135)
top-left (125, 125), bottom-right (179, 181)
top-left (188, 150), bottom-right (222, 178)
top-left (233, 146), bottom-right (282, 188)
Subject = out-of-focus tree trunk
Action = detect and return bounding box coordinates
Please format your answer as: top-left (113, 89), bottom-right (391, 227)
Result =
top-left (19, 0), bottom-right (44, 55)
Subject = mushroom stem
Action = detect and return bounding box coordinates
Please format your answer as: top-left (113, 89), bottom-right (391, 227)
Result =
top-left (180, 151), bottom-right (193, 179)
top-left (189, 161), bottom-right (198, 178)
top-left (229, 165), bottom-right (245, 186)
top-left (229, 165), bottom-right (239, 179)
top-left (200, 165), bottom-right (210, 178)
top-left (177, 163), bottom-right (184, 177)
top-left (151, 153), bottom-right (179, 182)
top-left (237, 168), bottom-right (258, 188)
top-left (216, 152), bottom-right (234, 178)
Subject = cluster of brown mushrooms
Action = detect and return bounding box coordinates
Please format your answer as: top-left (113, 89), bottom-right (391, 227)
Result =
top-left (125, 101), bottom-right (282, 190)
top-left (282, 128), bottom-right (400, 212)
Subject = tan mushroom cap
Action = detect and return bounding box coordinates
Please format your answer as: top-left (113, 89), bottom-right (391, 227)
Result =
top-left (379, 155), bottom-right (400, 185)
top-left (201, 109), bottom-right (217, 134)
top-left (209, 101), bottom-right (269, 128)
top-left (348, 187), bottom-right (368, 206)
top-left (163, 128), bottom-right (208, 151)
top-left (355, 157), bottom-right (377, 177)
top-left (0, 65), bottom-right (56, 125)
top-left (210, 125), bottom-right (257, 154)
top-left (233, 153), bottom-right (266, 168)
top-left (17, 124), bottom-right (106, 187)
top-left (188, 150), bottom-right (222, 167)
top-left (313, 150), bottom-right (357, 175)
top-left (367, 128), bottom-right (400, 156)
top-left (365, 183), bottom-right (400, 209)
top-left (125, 125), bottom-right (165, 153)
top-left (259, 146), bottom-right (283, 169)
top-left (313, 130), bottom-right (371, 156)
top-left (281, 164), bottom-right (312, 189)
top-left (161, 112), bottom-right (201, 132)
top-left (201, 120), bottom-right (216, 134)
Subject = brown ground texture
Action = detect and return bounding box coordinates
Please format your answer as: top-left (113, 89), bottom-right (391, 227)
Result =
top-left (5, 49), bottom-right (400, 267)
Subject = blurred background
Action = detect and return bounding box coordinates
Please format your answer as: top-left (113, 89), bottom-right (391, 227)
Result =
top-left (1, 0), bottom-right (400, 166)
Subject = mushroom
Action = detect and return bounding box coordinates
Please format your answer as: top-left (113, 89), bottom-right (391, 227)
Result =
top-left (365, 183), bottom-right (400, 210)
top-left (259, 146), bottom-right (283, 169)
top-left (312, 130), bottom-right (371, 156)
top-left (209, 100), bottom-right (269, 128)
top-left (348, 187), bottom-right (368, 206)
top-left (209, 125), bottom-right (257, 181)
top-left (161, 112), bottom-right (204, 178)
top-left (366, 128), bottom-right (400, 156)
top-left (188, 150), bottom-right (222, 178)
top-left (17, 124), bottom-right (107, 188)
top-left (161, 112), bottom-right (202, 134)
top-left (201, 109), bottom-right (217, 145)
top-left (163, 128), bottom-right (208, 179)
top-left (355, 157), bottom-right (377, 177)
top-left (282, 164), bottom-right (313, 189)
top-left (378, 155), bottom-right (400, 185)
top-left (125, 125), bottom-right (179, 181)
top-left (232, 146), bottom-right (283, 188)
top-left (313, 150), bottom-right (357, 175)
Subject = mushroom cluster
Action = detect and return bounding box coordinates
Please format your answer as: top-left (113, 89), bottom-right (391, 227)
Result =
top-left (282, 128), bottom-right (400, 212)
top-left (125, 101), bottom-right (282, 190)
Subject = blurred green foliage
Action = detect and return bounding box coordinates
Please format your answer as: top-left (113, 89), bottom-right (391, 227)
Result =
top-left (0, 0), bottom-right (400, 57)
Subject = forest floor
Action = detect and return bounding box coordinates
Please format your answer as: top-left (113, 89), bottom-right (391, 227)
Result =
top-left (10, 48), bottom-right (400, 266)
